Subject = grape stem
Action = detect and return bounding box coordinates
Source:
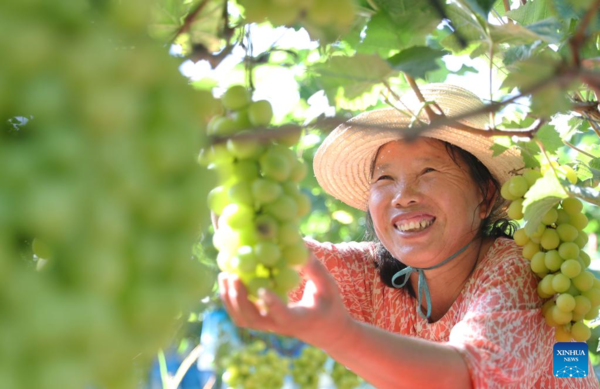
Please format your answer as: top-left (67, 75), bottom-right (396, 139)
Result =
top-left (569, 0), bottom-right (600, 67)
top-left (171, 0), bottom-right (211, 44)
top-left (169, 344), bottom-right (204, 389)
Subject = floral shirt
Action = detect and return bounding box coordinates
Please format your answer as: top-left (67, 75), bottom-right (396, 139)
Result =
top-left (290, 237), bottom-right (599, 388)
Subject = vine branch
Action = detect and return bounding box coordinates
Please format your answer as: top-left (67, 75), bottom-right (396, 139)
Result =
top-left (563, 140), bottom-right (597, 159)
top-left (570, 0), bottom-right (600, 66)
top-left (171, 0), bottom-right (211, 44)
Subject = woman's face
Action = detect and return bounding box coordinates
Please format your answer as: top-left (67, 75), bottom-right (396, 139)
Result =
top-left (368, 138), bottom-right (488, 266)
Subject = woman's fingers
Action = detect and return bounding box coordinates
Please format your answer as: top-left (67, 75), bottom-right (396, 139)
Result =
top-left (228, 276), bottom-right (273, 329)
top-left (303, 256), bottom-right (338, 297)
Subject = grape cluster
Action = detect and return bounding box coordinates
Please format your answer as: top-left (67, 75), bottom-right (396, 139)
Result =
top-left (202, 85), bottom-right (310, 302)
top-left (290, 346), bottom-right (328, 389)
top-left (222, 340), bottom-right (289, 389)
top-left (1, 2), bottom-right (217, 388)
top-left (502, 169), bottom-right (599, 342)
top-left (237, 0), bottom-right (356, 41)
top-left (331, 361), bottom-right (363, 389)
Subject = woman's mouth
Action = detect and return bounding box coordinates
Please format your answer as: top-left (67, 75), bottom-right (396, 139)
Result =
top-left (393, 217), bottom-right (436, 233)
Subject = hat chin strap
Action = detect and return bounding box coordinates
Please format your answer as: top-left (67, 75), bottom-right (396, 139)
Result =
top-left (390, 237), bottom-right (476, 321)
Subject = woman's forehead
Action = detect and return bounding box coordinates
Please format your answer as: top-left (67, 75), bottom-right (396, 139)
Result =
top-left (374, 138), bottom-right (449, 166)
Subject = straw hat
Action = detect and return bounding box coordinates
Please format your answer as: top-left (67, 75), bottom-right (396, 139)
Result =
top-left (313, 83), bottom-right (524, 218)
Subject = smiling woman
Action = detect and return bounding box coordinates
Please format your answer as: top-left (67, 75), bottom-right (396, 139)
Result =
top-left (218, 84), bottom-right (600, 388)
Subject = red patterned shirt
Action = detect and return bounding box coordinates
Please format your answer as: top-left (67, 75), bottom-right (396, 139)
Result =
top-left (290, 237), bottom-right (599, 388)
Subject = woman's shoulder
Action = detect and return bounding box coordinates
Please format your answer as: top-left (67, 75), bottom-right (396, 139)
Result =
top-left (478, 236), bottom-right (529, 274)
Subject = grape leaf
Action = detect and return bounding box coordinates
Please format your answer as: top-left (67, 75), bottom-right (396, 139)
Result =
top-left (313, 54), bottom-right (394, 104)
top-left (590, 158), bottom-right (600, 171)
top-left (461, 0), bottom-right (497, 18)
top-left (503, 41), bottom-right (543, 66)
top-left (534, 124), bottom-right (564, 154)
top-left (523, 171), bottom-right (568, 235)
top-left (506, 0), bottom-right (554, 25)
top-left (387, 47), bottom-right (448, 79)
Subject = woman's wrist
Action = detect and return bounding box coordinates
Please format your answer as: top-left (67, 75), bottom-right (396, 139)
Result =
top-left (319, 314), bottom-right (359, 356)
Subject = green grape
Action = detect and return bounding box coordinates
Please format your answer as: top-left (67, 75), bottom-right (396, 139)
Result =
top-left (523, 169), bottom-right (543, 186)
top-left (555, 325), bottom-right (572, 342)
top-left (211, 116), bottom-right (240, 136)
top-left (500, 181), bottom-right (518, 201)
top-left (572, 271), bottom-right (595, 292)
top-left (522, 241), bottom-right (540, 260)
top-left (580, 251), bottom-right (591, 268)
top-left (254, 241), bottom-right (281, 266)
top-left (230, 160), bottom-right (260, 183)
top-left (552, 274), bottom-right (571, 293)
top-left (573, 295), bottom-right (592, 315)
top-left (252, 178), bottom-right (283, 204)
top-left (289, 161), bottom-right (308, 183)
top-left (551, 306), bottom-right (573, 325)
top-left (255, 214), bottom-right (279, 240)
top-left (260, 149), bottom-right (292, 182)
top-left (295, 192), bottom-right (311, 217)
top-left (274, 268), bottom-right (300, 291)
top-left (539, 274), bottom-right (556, 296)
top-left (222, 85), bottom-right (251, 111)
top-left (530, 252), bottom-right (548, 274)
top-left (544, 250), bottom-right (563, 272)
top-left (542, 299), bottom-right (555, 316)
top-left (556, 224), bottom-right (578, 242)
top-left (538, 282), bottom-right (553, 299)
top-left (582, 288), bottom-right (600, 306)
top-left (232, 246), bottom-right (259, 274)
top-left (556, 293), bottom-right (576, 312)
top-left (560, 259), bottom-right (582, 279)
top-left (574, 231), bottom-right (588, 249)
top-left (248, 100), bottom-right (274, 127)
top-left (264, 195), bottom-right (298, 221)
top-left (585, 306), bottom-right (600, 320)
top-left (569, 212), bottom-right (588, 231)
top-left (565, 166), bottom-right (578, 184)
top-left (558, 242), bottom-right (579, 260)
top-left (281, 241), bottom-right (309, 266)
top-left (544, 306), bottom-right (560, 327)
top-left (571, 321), bottom-right (591, 342)
top-left (514, 228), bottom-right (529, 246)
top-left (529, 223), bottom-right (546, 239)
top-left (556, 209), bottom-right (571, 225)
top-left (507, 199), bottom-right (524, 220)
top-left (208, 186), bottom-right (229, 214)
top-left (278, 222), bottom-right (302, 246)
top-left (227, 138), bottom-right (263, 159)
top-left (561, 197), bottom-right (583, 215)
top-left (540, 229), bottom-right (559, 250)
top-left (247, 277), bottom-right (272, 296)
top-left (508, 176), bottom-right (528, 198)
top-left (221, 203), bottom-right (254, 229)
top-left (228, 181), bottom-right (254, 207)
top-left (32, 238), bottom-right (52, 259)
top-left (541, 207), bottom-right (558, 225)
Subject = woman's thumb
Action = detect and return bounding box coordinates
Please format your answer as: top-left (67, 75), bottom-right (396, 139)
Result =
top-left (302, 256), bottom-right (337, 296)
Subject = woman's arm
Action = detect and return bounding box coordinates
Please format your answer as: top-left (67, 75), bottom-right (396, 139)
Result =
top-left (324, 319), bottom-right (472, 389)
top-left (219, 257), bottom-right (472, 389)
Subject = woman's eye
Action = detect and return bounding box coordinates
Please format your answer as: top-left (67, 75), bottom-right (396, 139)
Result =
top-left (422, 168), bottom-right (436, 174)
top-left (375, 175), bottom-right (392, 182)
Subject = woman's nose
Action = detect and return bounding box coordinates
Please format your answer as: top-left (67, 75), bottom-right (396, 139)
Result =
top-left (391, 182), bottom-right (421, 208)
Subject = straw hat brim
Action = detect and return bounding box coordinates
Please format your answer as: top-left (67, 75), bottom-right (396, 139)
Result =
top-left (313, 84), bottom-right (524, 214)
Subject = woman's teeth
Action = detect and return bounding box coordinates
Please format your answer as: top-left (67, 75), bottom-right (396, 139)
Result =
top-left (395, 219), bottom-right (434, 232)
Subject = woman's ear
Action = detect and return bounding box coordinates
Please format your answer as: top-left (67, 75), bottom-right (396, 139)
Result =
top-left (480, 180), bottom-right (499, 220)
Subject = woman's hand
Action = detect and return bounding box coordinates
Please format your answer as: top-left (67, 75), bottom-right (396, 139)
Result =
top-left (218, 256), bottom-right (355, 352)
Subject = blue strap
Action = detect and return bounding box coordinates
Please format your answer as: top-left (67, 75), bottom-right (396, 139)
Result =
top-left (391, 239), bottom-right (475, 321)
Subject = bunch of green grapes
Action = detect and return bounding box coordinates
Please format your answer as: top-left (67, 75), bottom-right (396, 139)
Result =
top-left (331, 361), bottom-right (363, 389)
top-left (222, 340), bottom-right (289, 389)
top-left (290, 346), bottom-right (328, 389)
top-left (201, 85), bottom-right (310, 302)
top-left (502, 168), bottom-right (600, 342)
top-left (236, 0), bottom-right (356, 41)
top-left (1, 1), bottom-right (217, 388)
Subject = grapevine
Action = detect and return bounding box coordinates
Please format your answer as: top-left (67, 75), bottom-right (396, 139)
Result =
top-left (503, 167), bottom-right (599, 343)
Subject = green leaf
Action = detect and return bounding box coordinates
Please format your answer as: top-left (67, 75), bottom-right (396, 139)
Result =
top-left (440, 3), bottom-right (488, 53)
top-left (534, 124), bottom-right (564, 154)
top-left (566, 185), bottom-right (600, 206)
top-left (387, 47), bottom-right (448, 79)
top-left (359, 11), bottom-right (440, 55)
top-left (515, 140), bottom-right (542, 168)
top-left (507, 0), bottom-right (554, 25)
top-left (313, 54), bottom-right (394, 104)
top-left (590, 158), bottom-right (600, 170)
top-left (523, 171), bottom-right (568, 235)
top-left (501, 54), bottom-right (560, 91)
top-left (490, 142), bottom-right (510, 157)
top-left (461, 0), bottom-right (498, 18)
top-left (530, 84), bottom-right (572, 118)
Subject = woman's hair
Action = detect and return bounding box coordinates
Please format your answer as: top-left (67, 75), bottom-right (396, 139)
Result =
top-left (365, 140), bottom-right (518, 297)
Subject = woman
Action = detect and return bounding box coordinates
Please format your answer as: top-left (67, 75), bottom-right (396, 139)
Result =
top-left (218, 84), bottom-right (599, 388)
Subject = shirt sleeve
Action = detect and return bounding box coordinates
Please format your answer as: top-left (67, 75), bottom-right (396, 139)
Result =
top-left (288, 238), bottom-right (378, 324)
top-left (444, 242), bottom-right (550, 388)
